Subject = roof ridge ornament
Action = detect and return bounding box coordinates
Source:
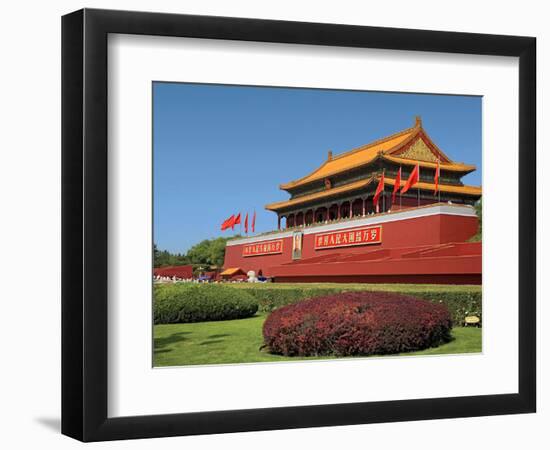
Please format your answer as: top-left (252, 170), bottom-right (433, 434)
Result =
top-left (415, 115), bottom-right (422, 128)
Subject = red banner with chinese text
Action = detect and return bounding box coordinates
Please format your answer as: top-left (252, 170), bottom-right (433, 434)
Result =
top-left (314, 226), bottom-right (382, 250)
top-left (243, 239), bottom-right (284, 257)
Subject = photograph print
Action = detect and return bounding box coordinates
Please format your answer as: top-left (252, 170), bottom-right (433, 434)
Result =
top-left (152, 82), bottom-right (482, 367)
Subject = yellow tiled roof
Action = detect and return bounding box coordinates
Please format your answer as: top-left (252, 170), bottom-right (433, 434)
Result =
top-left (279, 127), bottom-right (417, 190)
top-left (266, 177), bottom-right (375, 212)
top-left (381, 154), bottom-right (475, 173)
top-left (384, 177), bottom-right (482, 196)
top-left (279, 119), bottom-right (476, 190)
top-left (220, 267), bottom-right (243, 276)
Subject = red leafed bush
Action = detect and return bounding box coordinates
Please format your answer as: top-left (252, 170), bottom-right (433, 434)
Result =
top-left (262, 291), bottom-right (452, 357)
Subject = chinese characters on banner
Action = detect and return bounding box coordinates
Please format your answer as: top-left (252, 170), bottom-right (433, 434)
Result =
top-left (243, 239), bottom-right (283, 257)
top-left (314, 226), bottom-right (382, 250)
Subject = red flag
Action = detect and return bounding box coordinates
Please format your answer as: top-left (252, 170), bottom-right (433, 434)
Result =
top-left (232, 213), bottom-right (241, 230)
top-left (392, 167), bottom-right (401, 203)
top-left (401, 164), bottom-right (420, 195)
top-left (434, 159), bottom-right (440, 196)
top-left (251, 211), bottom-right (256, 233)
top-left (373, 172), bottom-right (385, 213)
top-left (244, 212), bottom-right (249, 233)
top-left (221, 215), bottom-right (234, 231)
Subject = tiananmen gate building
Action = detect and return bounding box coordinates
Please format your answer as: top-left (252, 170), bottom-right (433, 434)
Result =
top-left (223, 117), bottom-right (482, 284)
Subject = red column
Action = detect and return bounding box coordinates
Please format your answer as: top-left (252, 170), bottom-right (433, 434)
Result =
top-left (362, 198), bottom-right (366, 216)
top-left (337, 204), bottom-right (341, 219)
top-left (278, 215), bottom-right (281, 230)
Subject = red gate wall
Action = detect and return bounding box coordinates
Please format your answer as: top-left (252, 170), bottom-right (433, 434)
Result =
top-left (223, 205), bottom-right (479, 278)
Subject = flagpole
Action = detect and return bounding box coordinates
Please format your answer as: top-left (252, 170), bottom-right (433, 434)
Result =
top-left (417, 164), bottom-right (420, 207)
top-left (438, 163), bottom-right (441, 203)
top-left (399, 166), bottom-right (402, 210)
top-left (399, 166), bottom-right (403, 210)
top-left (437, 158), bottom-right (441, 203)
top-left (382, 169), bottom-right (385, 213)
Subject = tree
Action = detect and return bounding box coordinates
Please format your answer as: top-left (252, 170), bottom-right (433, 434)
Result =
top-left (153, 243), bottom-right (189, 267)
top-left (154, 236), bottom-right (238, 269)
top-left (186, 236), bottom-right (239, 267)
top-left (469, 197), bottom-right (482, 242)
top-left (474, 197), bottom-right (482, 233)
top-left (185, 240), bottom-right (212, 265)
top-left (153, 243), bottom-right (159, 264)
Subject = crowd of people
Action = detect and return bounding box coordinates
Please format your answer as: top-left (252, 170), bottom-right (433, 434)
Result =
top-left (153, 270), bottom-right (269, 284)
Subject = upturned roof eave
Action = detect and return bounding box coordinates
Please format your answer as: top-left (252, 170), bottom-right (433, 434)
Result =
top-left (279, 125), bottom-right (419, 191)
top-left (279, 154), bottom-right (382, 192)
top-left (380, 154), bottom-right (476, 174)
top-left (383, 176), bottom-right (482, 197)
top-left (278, 121), bottom-right (476, 191)
top-left (267, 175), bottom-right (482, 213)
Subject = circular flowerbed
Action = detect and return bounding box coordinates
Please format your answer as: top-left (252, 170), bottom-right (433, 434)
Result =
top-left (262, 292), bottom-right (452, 356)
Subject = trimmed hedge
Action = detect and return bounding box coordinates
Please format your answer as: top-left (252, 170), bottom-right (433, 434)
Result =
top-left (234, 285), bottom-right (481, 326)
top-left (406, 290), bottom-right (481, 326)
top-left (263, 292), bottom-right (453, 357)
top-left (248, 287), bottom-right (342, 312)
top-left (154, 284), bottom-right (258, 324)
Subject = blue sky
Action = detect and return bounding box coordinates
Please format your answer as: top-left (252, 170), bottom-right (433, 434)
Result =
top-left (153, 82), bottom-right (482, 253)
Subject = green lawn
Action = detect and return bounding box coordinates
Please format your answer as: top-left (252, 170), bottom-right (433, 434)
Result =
top-left (154, 313), bottom-right (482, 367)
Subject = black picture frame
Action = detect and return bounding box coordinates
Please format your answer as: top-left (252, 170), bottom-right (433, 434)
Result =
top-left (62, 8), bottom-right (536, 442)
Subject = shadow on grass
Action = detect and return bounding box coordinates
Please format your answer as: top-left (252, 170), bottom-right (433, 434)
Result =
top-left (208, 334), bottom-right (231, 339)
top-left (199, 339), bottom-right (224, 346)
top-left (154, 331), bottom-right (192, 350)
top-left (154, 349), bottom-right (173, 354)
top-left (446, 335), bottom-right (457, 344)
